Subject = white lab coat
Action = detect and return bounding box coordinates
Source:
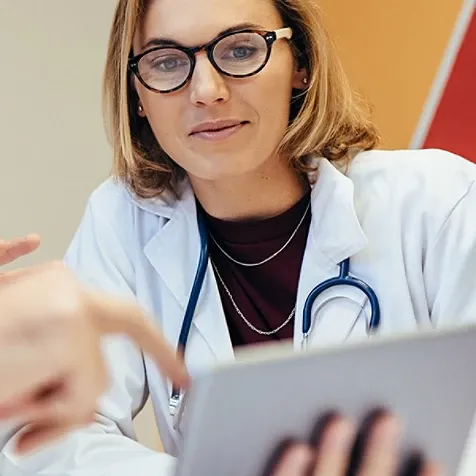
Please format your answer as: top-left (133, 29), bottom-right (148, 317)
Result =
top-left (2, 148), bottom-right (476, 475)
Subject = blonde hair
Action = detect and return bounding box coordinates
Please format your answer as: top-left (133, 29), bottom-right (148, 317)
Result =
top-left (103, 0), bottom-right (379, 199)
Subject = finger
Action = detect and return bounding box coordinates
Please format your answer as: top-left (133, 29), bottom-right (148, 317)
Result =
top-left (420, 463), bottom-right (444, 476)
top-left (0, 329), bottom-right (69, 406)
top-left (0, 357), bottom-right (65, 408)
top-left (0, 396), bottom-right (48, 421)
top-left (16, 420), bottom-right (85, 455)
top-left (312, 417), bottom-right (355, 476)
top-left (89, 293), bottom-right (190, 388)
top-left (400, 457), bottom-right (444, 476)
top-left (0, 235), bottom-right (41, 266)
top-left (270, 445), bottom-right (314, 476)
top-left (356, 414), bottom-right (401, 476)
top-left (0, 379), bottom-right (66, 421)
top-left (0, 372), bottom-right (97, 430)
top-left (0, 260), bottom-right (64, 284)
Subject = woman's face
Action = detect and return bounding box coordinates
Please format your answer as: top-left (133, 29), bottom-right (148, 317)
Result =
top-left (133, 0), bottom-right (306, 182)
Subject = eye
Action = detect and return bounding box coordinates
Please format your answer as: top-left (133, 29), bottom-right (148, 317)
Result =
top-left (141, 48), bottom-right (190, 74)
top-left (152, 56), bottom-right (188, 72)
top-left (231, 46), bottom-right (257, 59)
top-left (222, 45), bottom-right (259, 61)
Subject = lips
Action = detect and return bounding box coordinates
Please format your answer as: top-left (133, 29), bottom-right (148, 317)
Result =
top-left (190, 120), bottom-right (248, 136)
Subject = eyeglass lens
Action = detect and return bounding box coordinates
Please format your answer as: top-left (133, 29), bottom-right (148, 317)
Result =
top-left (137, 31), bottom-right (268, 91)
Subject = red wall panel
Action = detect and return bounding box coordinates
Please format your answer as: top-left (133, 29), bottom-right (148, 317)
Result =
top-left (422, 8), bottom-right (476, 162)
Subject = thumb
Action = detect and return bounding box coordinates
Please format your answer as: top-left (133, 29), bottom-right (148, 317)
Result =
top-left (88, 292), bottom-right (190, 389)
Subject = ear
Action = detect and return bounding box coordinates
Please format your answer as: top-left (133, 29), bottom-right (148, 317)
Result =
top-left (291, 67), bottom-right (309, 90)
top-left (137, 101), bottom-right (147, 118)
top-left (128, 69), bottom-right (146, 118)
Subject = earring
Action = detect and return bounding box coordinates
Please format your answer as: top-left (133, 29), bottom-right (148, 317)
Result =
top-left (303, 78), bottom-right (308, 85)
top-left (138, 105), bottom-right (144, 114)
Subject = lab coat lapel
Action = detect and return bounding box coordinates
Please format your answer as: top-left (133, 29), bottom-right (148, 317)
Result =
top-left (143, 184), bottom-right (233, 362)
top-left (293, 159), bottom-right (370, 349)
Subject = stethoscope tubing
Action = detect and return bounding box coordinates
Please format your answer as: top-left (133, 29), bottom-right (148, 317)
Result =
top-left (169, 210), bottom-right (381, 415)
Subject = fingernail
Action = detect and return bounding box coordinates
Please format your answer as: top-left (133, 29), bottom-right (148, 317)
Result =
top-left (284, 445), bottom-right (314, 471)
top-left (372, 416), bottom-right (401, 447)
top-left (424, 463), bottom-right (444, 476)
top-left (328, 419), bottom-right (354, 449)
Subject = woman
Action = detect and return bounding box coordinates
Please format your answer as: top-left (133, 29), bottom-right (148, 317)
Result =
top-left (2, 0), bottom-right (474, 474)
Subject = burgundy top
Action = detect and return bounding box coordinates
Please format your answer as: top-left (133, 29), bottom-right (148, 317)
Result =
top-left (200, 192), bottom-right (312, 347)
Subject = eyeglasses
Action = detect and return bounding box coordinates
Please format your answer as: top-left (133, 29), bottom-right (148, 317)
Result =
top-left (128, 27), bottom-right (293, 94)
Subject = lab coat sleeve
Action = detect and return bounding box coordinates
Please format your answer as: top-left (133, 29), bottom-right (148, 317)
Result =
top-left (424, 179), bottom-right (476, 326)
top-left (0, 198), bottom-right (176, 476)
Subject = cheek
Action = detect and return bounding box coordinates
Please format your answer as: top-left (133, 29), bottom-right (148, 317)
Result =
top-left (140, 94), bottom-right (183, 147)
top-left (250, 67), bottom-right (295, 136)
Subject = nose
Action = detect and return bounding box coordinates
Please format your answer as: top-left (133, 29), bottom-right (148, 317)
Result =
top-left (188, 52), bottom-right (230, 106)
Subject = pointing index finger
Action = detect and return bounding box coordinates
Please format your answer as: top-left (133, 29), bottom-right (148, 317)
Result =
top-left (88, 292), bottom-right (190, 389)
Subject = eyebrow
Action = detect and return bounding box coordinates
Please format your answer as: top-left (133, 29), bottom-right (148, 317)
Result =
top-left (140, 22), bottom-right (266, 52)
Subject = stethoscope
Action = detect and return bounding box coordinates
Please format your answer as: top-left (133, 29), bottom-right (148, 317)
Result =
top-left (168, 209), bottom-right (381, 417)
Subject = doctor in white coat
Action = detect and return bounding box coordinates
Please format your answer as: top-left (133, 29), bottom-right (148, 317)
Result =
top-left (1, 0), bottom-right (475, 474)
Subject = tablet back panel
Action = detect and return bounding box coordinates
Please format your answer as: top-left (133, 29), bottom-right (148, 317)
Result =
top-left (175, 326), bottom-right (476, 476)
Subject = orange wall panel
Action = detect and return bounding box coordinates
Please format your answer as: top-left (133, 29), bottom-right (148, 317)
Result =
top-left (318, 0), bottom-right (466, 148)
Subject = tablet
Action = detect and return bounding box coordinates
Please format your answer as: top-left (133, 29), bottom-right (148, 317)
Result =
top-left (174, 325), bottom-right (476, 476)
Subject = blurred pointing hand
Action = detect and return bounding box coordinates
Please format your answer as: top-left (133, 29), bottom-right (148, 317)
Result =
top-left (0, 234), bottom-right (189, 454)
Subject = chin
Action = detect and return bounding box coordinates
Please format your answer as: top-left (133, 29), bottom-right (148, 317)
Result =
top-left (188, 154), bottom-right (263, 182)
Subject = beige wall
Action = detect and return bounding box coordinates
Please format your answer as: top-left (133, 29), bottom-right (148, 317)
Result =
top-left (0, 2), bottom-right (112, 264)
top-left (0, 0), bottom-right (161, 451)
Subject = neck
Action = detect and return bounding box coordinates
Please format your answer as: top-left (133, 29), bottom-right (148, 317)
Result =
top-left (189, 158), bottom-right (310, 221)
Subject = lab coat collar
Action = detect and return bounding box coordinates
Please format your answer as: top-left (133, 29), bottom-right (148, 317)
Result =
top-left (124, 178), bottom-right (188, 219)
top-left (307, 158), bottom-right (368, 264)
top-left (139, 157), bottom-right (368, 359)
top-left (129, 157), bottom-right (368, 262)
